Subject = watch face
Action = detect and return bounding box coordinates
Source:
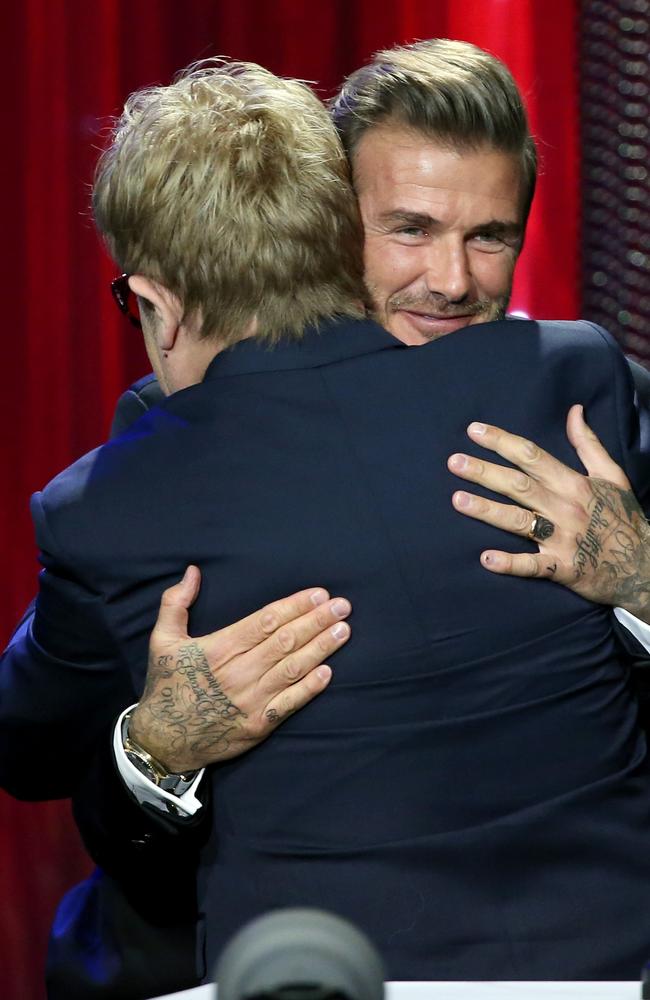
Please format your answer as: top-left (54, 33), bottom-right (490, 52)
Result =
top-left (125, 748), bottom-right (160, 785)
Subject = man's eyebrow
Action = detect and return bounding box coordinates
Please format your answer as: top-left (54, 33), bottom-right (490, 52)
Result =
top-left (378, 210), bottom-right (438, 228)
top-left (471, 220), bottom-right (523, 240)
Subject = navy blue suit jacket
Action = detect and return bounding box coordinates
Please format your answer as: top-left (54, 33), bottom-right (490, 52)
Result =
top-left (4, 317), bottom-right (650, 982)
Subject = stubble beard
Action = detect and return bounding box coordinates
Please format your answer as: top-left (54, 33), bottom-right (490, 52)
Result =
top-left (366, 282), bottom-right (512, 341)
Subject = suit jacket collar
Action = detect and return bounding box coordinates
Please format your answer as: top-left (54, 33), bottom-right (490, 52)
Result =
top-left (202, 316), bottom-right (405, 380)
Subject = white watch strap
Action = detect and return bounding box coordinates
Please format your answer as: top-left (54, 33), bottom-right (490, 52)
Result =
top-left (113, 704), bottom-right (205, 817)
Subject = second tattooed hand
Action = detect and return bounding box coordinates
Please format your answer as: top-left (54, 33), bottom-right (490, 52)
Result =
top-left (448, 407), bottom-right (650, 623)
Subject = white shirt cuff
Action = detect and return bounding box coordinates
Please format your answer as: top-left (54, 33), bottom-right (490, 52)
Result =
top-left (613, 607), bottom-right (650, 652)
top-left (113, 705), bottom-right (205, 817)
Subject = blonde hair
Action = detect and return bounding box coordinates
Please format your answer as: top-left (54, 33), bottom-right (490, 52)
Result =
top-left (93, 60), bottom-right (366, 344)
top-left (331, 39), bottom-right (538, 223)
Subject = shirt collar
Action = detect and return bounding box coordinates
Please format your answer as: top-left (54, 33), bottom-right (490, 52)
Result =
top-left (202, 316), bottom-right (405, 381)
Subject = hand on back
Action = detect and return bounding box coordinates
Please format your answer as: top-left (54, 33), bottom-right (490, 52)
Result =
top-left (130, 566), bottom-right (351, 772)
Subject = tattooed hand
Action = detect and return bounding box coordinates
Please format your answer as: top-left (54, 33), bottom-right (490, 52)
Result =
top-left (447, 404), bottom-right (650, 622)
top-left (129, 567), bottom-right (351, 772)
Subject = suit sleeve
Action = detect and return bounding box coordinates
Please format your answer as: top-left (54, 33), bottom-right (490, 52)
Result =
top-left (0, 376), bottom-right (162, 800)
top-left (0, 495), bottom-right (138, 800)
top-left (586, 337), bottom-right (650, 698)
top-left (612, 353), bottom-right (650, 705)
top-left (71, 722), bottom-right (208, 908)
top-left (595, 332), bottom-right (650, 514)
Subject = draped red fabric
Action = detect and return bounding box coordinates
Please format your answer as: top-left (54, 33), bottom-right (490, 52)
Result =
top-left (1, 3), bottom-right (579, 997)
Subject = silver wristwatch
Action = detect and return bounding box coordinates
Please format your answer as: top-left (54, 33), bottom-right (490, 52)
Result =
top-left (122, 712), bottom-right (198, 796)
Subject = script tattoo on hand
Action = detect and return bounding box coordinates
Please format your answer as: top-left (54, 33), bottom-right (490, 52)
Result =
top-left (572, 478), bottom-right (650, 619)
top-left (137, 641), bottom-right (247, 769)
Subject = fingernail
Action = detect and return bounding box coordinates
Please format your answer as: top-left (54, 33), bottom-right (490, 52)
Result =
top-left (310, 589), bottom-right (328, 606)
top-left (469, 422), bottom-right (487, 436)
top-left (316, 665), bottom-right (332, 681)
top-left (482, 552), bottom-right (500, 567)
top-left (331, 598), bottom-right (351, 618)
top-left (454, 491), bottom-right (471, 508)
top-left (331, 622), bottom-right (350, 640)
top-left (449, 454), bottom-right (467, 471)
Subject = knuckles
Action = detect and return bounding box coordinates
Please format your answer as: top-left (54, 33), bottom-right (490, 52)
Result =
top-left (313, 607), bottom-right (330, 630)
top-left (316, 632), bottom-right (333, 653)
top-left (527, 554), bottom-right (543, 577)
top-left (246, 717), bottom-right (270, 741)
top-left (512, 471), bottom-right (532, 494)
top-left (521, 439), bottom-right (541, 463)
top-left (514, 508), bottom-right (531, 531)
top-left (276, 627), bottom-right (296, 654)
top-left (260, 610), bottom-right (279, 635)
top-left (276, 692), bottom-right (296, 718)
top-left (568, 498), bottom-right (589, 522)
top-left (282, 655), bottom-right (301, 682)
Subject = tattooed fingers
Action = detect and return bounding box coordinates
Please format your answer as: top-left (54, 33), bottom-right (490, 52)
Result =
top-left (263, 662), bottom-right (334, 728)
top-left (480, 550), bottom-right (563, 580)
top-left (452, 491), bottom-right (556, 544)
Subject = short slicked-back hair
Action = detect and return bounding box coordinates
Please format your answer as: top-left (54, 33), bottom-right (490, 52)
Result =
top-left (93, 60), bottom-right (366, 345)
top-left (331, 39), bottom-right (538, 224)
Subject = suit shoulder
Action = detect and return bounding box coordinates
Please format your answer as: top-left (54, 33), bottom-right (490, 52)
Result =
top-left (427, 319), bottom-right (628, 389)
top-left (37, 445), bottom-right (104, 522)
top-left (496, 318), bottom-right (629, 384)
top-left (35, 408), bottom-right (185, 566)
top-left (532, 318), bottom-right (623, 358)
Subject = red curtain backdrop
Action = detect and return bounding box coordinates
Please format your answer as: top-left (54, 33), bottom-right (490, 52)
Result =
top-left (0, 3), bottom-right (579, 997)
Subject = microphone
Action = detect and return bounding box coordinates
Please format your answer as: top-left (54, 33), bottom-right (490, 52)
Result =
top-left (215, 907), bottom-right (385, 1000)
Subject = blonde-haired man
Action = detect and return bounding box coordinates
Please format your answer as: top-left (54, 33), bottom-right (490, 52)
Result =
top-left (94, 59), bottom-right (366, 372)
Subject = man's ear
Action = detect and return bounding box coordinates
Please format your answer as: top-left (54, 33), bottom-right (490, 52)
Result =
top-left (127, 275), bottom-right (183, 351)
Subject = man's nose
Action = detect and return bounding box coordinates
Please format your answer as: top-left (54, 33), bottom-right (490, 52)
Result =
top-left (423, 242), bottom-right (472, 302)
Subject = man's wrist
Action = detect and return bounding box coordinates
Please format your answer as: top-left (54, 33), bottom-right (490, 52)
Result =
top-left (128, 701), bottom-right (203, 773)
top-left (122, 710), bottom-right (199, 795)
top-left (114, 705), bottom-right (205, 817)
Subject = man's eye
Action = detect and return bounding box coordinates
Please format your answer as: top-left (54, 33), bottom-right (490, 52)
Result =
top-left (470, 233), bottom-right (505, 252)
top-left (396, 226), bottom-right (427, 237)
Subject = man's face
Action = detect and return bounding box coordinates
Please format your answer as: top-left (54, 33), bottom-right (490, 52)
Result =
top-left (353, 124), bottom-right (525, 345)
